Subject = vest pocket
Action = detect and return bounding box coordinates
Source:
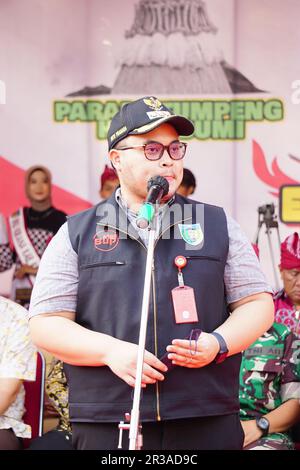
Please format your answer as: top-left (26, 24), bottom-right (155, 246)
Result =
top-left (80, 261), bottom-right (126, 270)
top-left (186, 255), bottom-right (221, 262)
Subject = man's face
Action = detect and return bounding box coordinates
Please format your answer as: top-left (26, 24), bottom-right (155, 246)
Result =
top-left (110, 123), bottom-right (184, 206)
top-left (280, 268), bottom-right (300, 305)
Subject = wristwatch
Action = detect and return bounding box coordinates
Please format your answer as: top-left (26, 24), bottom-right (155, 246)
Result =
top-left (210, 331), bottom-right (228, 364)
top-left (256, 416), bottom-right (270, 437)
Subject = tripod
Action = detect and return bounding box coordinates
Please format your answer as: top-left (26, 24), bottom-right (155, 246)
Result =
top-left (254, 203), bottom-right (281, 291)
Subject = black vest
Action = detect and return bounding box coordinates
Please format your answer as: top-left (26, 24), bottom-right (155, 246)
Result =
top-left (66, 193), bottom-right (241, 423)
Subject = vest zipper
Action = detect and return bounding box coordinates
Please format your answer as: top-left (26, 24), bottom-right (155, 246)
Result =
top-left (186, 255), bottom-right (221, 262)
top-left (80, 261), bottom-right (126, 269)
top-left (98, 220), bottom-right (199, 421)
top-left (151, 259), bottom-right (161, 421)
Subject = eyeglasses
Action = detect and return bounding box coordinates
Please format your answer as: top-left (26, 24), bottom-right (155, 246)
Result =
top-left (116, 140), bottom-right (187, 161)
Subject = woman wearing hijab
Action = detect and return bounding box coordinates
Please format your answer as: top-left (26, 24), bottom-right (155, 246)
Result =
top-left (0, 165), bottom-right (66, 307)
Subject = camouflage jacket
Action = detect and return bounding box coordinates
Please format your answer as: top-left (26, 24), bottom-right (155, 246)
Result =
top-left (239, 322), bottom-right (300, 420)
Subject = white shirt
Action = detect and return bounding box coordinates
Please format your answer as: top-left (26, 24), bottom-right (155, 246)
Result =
top-left (0, 297), bottom-right (36, 438)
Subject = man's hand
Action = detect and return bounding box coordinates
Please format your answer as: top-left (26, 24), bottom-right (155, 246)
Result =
top-left (105, 338), bottom-right (168, 388)
top-left (15, 264), bottom-right (38, 279)
top-left (166, 332), bottom-right (220, 368)
top-left (241, 420), bottom-right (263, 448)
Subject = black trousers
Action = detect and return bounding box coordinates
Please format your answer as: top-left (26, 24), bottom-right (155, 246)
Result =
top-left (72, 414), bottom-right (244, 450)
top-left (28, 429), bottom-right (73, 450)
top-left (0, 429), bottom-right (23, 450)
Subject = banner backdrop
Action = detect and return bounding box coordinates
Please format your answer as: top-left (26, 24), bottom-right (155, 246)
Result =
top-left (0, 0), bottom-right (300, 290)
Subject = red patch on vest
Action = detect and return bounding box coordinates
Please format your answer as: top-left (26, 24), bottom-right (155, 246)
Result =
top-left (94, 229), bottom-right (119, 252)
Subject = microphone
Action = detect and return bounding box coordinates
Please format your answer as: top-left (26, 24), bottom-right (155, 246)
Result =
top-left (136, 176), bottom-right (169, 229)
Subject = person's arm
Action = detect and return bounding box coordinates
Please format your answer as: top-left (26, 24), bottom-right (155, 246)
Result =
top-left (166, 292), bottom-right (274, 367)
top-left (30, 312), bottom-right (168, 388)
top-left (214, 292), bottom-right (274, 354)
top-left (0, 299), bottom-right (36, 415)
top-left (29, 222), bottom-right (167, 388)
top-left (0, 378), bottom-right (22, 415)
top-left (218, 213), bottom-right (275, 353)
top-left (241, 398), bottom-right (300, 447)
top-left (29, 311), bottom-right (116, 367)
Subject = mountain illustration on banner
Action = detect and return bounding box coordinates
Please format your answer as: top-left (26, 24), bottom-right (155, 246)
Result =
top-left (67, 0), bottom-right (263, 97)
top-left (0, 156), bottom-right (92, 218)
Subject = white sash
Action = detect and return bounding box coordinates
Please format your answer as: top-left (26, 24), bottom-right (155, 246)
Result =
top-left (9, 208), bottom-right (40, 286)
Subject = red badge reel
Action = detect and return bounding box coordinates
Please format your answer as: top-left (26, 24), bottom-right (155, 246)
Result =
top-left (171, 256), bottom-right (199, 324)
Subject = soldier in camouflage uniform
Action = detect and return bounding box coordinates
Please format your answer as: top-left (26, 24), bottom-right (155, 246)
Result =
top-left (239, 322), bottom-right (300, 450)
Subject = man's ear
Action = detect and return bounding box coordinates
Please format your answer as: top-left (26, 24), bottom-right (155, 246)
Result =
top-left (109, 149), bottom-right (121, 173)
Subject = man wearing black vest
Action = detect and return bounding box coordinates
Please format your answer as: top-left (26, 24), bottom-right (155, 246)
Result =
top-left (29, 96), bottom-right (274, 450)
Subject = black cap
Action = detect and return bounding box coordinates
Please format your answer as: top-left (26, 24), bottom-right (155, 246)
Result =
top-left (107, 96), bottom-right (194, 150)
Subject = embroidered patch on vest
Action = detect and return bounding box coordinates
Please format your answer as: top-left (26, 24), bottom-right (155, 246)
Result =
top-left (94, 229), bottom-right (119, 252)
top-left (178, 224), bottom-right (203, 246)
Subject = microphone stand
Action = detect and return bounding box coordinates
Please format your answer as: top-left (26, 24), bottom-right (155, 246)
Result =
top-left (118, 206), bottom-right (158, 451)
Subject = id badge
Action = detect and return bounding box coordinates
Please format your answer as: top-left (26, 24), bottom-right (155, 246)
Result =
top-left (171, 286), bottom-right (199, 324)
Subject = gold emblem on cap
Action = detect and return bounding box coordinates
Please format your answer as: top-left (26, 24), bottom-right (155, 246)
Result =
top-left (143, 97), bottom-right (163, 111)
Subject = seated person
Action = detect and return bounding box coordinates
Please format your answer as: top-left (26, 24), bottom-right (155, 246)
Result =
top-left (99, 164), bottom-right (119, 200)
top-left (239, 321), bottom-right (300, 450)
top-left (28, 359), bottom-right (72, 450)
top-left (0, 296), bottom-right (36, 449)
top-left (274, 232), bottom-right (300, 337)
top-left (274, 232), bottom-right (300, 442)
top-left (176, 168), bottom-right (196, 198)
